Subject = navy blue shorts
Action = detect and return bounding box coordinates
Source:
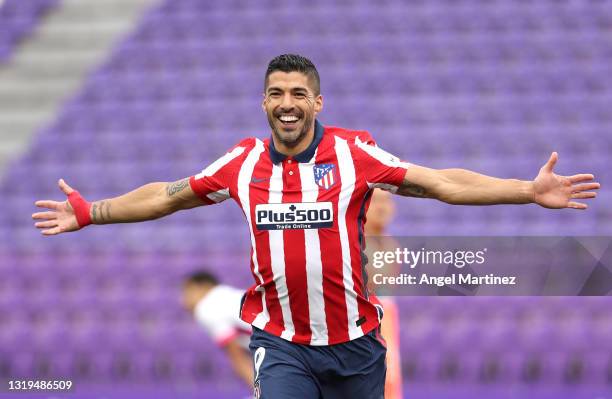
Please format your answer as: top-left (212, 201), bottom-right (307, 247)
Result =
top-left (249, 327), bottom-right (387, 399)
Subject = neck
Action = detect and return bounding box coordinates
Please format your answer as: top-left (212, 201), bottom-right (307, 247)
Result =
top-left (272, 123), bottom-right (315, 157)
top-left (200, 284), bottom-right (214, 299)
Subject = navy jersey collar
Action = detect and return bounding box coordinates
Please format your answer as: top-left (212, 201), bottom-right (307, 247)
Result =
top-left (269, 119), bottom-right (324, 164)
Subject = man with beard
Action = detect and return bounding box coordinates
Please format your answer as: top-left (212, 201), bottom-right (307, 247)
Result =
top-left (33, 54), bottom-right (600, 398)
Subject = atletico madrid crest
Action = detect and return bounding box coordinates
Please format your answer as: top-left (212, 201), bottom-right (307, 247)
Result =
top-left (313, 164), bottom-right (336, 189)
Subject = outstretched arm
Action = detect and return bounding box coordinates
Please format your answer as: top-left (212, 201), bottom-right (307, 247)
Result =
top-left (397, 152), bottom-right (600, 209)
top-left (32, 178), bottom-right (204, 235)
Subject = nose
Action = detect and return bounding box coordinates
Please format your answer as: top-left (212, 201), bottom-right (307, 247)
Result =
top-left (279, 93), bottom-right (294, 111)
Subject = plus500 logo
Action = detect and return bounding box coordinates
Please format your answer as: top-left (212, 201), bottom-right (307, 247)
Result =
top-left (255, 202), bottom-right (334, 230)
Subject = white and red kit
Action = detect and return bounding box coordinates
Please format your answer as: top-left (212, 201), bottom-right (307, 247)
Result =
top-left (189, 120), bottom-right (410, 345)
top-left (193, 284), bottom-right (252, 349)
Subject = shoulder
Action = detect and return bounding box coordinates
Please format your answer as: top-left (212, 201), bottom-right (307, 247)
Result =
top-left (215, 137), bottom-right (265, 168)
top-left (230, 137), bottom-right (263, 152)
top-left (193, 294), bottom-right (213, 325)
top-left (215, 285), bottom-right (244, 301)
top-left (324, 125), bottom-right (376, 146)
top-left (193, 287), bottom-right (227, 322)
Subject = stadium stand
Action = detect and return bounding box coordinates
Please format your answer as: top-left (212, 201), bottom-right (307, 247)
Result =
top-left (0, 0), bottom-right (610, 397)
top-left (0, 0), bottom-right (57, 62)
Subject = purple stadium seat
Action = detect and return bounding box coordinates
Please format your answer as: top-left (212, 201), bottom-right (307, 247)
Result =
top-left (0, 1), bottom-right (610, 396)
top-left (0, 0), bottom-right (57, 62)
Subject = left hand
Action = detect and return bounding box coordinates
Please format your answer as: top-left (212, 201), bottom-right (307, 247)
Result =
top-left (533, 152), bottom-right (600, 210)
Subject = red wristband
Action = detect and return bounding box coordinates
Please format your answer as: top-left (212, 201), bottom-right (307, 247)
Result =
top-left (67, 191), bottom-right (92, 228)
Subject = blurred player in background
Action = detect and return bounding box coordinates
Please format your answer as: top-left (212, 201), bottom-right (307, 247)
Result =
top-left (364, 189), bottom-right (402, 399)
top-left (181, 271), bottom-right (253, 387)
top-left (32, 54), bottom-right (600, 398)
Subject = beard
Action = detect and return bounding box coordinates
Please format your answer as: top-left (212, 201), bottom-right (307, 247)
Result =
top-left (267, 109), bottom-right (314, 149)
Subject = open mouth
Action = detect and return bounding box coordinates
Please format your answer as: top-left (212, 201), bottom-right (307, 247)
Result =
top-left (277, 114), bottom-right (301, 128)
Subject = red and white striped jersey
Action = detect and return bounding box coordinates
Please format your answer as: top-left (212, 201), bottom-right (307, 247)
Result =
top-left (189, 120), bottom-right (410, 345)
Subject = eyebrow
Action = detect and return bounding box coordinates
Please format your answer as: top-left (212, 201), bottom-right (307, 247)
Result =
top-left (267, 86), bottom-right (310, 94)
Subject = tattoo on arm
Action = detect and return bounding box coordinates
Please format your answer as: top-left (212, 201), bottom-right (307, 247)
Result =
top-left (101, 201), bottom-right (107, 222)
top-left (397, 180), bottom-right (428, 198)
top-left (91, 200), bottom-right (112, 224)
top-left (99, 201), bottom-right (110, 223)
top-left (166, 178), bottom-right (190, 197)
top-left (91, 203), bottom-right (98, 222)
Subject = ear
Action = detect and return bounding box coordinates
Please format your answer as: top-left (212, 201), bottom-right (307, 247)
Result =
top-left (261, 93), bottom-right (267, 113)
top-left (314, 94), bottom-right (323, 115)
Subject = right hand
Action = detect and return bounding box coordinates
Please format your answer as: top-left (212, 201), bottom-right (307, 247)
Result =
top-left (32, 179), bottom-right (81, 235)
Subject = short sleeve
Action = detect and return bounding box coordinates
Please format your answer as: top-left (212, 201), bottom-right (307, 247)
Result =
top-left (351, 130), bottom-right (376, 146)
top-left (189, 139), bottom-right (252, 205)
top-left (194, 299), bottom-right (239, 347)
top-left (352, 137), bottom-right (411, 192)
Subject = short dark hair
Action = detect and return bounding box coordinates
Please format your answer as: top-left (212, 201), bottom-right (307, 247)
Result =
top-left (265, 54), bottom-right (321, 95)
top-left (184, 270), bottom-right (218, 286)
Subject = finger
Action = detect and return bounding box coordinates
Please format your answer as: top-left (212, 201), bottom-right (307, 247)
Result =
top-left (572, 183), bottom-right (601, 192)
top-left (58, 179), bottom-right (74, 196)
top-left (567, 201), bottom-right (587, 210)
top-left (35, 200), bottom-right (61, 210)
top-left (571, 192), bottom-right (597, 199)
top-left (567, 174), bottom-right (594, 184)
top-left (542, 152), bottom-right (558, 173)
top-left (41, 226), bottom-right (62, 235)
top-left (32, 211), bottom-right (57, 220)
top-left (35, 220), bottom-right (58, 229)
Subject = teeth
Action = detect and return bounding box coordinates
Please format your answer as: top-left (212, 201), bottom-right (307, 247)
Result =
top-left (279, 115), bottom-right (299, 122)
